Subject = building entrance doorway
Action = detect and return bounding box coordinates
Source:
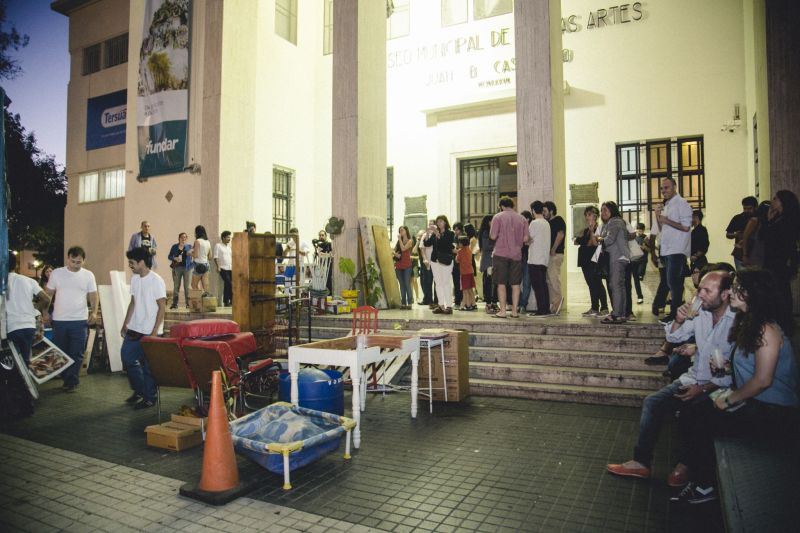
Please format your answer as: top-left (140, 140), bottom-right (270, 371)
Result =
top-left (459, 154), bottom-right (518, 228)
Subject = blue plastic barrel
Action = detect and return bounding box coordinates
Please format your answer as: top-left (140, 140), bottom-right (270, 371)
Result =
top-left (278, 368), bottom-right (344, 415)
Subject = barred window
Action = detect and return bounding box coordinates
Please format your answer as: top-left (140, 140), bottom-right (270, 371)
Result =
top-left (103, 33), bottom-right (128, 69)
top-left (273, 166), bottom-right (295, 235)
top-left (323, 0), bottom-right (333, 55)
top-left (388, 0), bottom-right (410, 39)
top-left (276, 0), bottom-right (298, 45)
top-left (474, 0), bottom-right (513, 20)
top-left (82, 44), bottom-right (101, 75)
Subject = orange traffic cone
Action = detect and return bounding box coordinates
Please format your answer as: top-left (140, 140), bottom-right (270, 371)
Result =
top-left (180, 371), bottom-right (252, 505)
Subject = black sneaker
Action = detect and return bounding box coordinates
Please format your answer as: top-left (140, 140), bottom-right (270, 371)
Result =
top-left (125, 392), bottom-right (143, 404)
top-left (62, 384), bottom-right (78, 393)
top-left (669, 482), bottom-right (717, 505)
top-left (169, 304), bottom-right (178, 310)
top-left (645, 355), bottom-right (669, 366)
top-left (134, 399), bottom-right (156, 410)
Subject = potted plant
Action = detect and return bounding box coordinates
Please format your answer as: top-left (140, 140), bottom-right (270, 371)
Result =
top-left (338, 256), bottom-right (384, 307)
top-left (338, 257), bottom-right (360, 304)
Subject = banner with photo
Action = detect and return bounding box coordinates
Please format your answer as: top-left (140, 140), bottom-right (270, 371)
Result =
top-left (137, 0), bottom-right (191, 177)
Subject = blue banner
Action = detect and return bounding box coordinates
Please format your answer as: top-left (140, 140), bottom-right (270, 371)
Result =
top-left (86, 89), bottom-right (127, 150)
top-left (137, 0), bottom-right (191, 178)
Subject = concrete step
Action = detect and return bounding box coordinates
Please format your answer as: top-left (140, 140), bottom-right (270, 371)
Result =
top-left (470, 346), bottom-right (661, 371)
top-left (311, 316), bottom-right (664, 339)
top-left (469, 361), bottom-right (668, 390)
top-left (469, 379), bottom-right (651, 407)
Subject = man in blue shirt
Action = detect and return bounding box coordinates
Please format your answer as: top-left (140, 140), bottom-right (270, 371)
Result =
top-left (167, 232), bottom-right (193, 309)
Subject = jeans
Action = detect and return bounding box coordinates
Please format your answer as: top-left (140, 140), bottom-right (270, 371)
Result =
top-left (53, 320), bottom-right (88, 387)
top-left (663, 254), bottom-right (687, 318)
top-left (652, 266), bottom-right (670, 315)
top-left (608, 260), bottom-right (627, 318)
top-left (431, 261), bottom-right (453, 309)
top-left (8, 328), bottom-right (35, 365)
top-left (395, 267), bottom-right (412, 305)
top-left (219, 269), bottom-right (233, 306)
top-left (581, 264), bottom-right (607, 311)
top-left (482, 271), bottom-right (495, 305)
top-left (121, 335), bottom-right (158, 402)
top-left (633, 379), bottom-right (707, 468)
top-left (528, 264), bottom-right (549, 314)
top-left (520, 260), bottom-right (531, 311)
top-left (171, 266), bottom-right (191, 306)
top-left (631, 259), bottom-right (645, 299)
top-left (421, 266), bottom-right (435, 304)
top-left (451, 262), bottom-right (462, 306)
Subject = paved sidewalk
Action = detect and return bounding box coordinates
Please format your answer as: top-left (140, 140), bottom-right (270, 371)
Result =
top-left (0, 433), bottom-right (381, 533)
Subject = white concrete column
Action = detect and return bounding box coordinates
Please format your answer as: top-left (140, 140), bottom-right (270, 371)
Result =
top-left (331, 0), bottom-right (387, 296)
top-left (515, 0), bottom-right (567, 301)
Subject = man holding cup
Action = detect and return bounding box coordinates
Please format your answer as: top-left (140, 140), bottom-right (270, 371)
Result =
top-left (606, 270), bottom-right (736, 487)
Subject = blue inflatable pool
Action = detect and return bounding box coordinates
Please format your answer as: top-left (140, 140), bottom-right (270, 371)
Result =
top-left (230, 402), bottom-right (356, 490)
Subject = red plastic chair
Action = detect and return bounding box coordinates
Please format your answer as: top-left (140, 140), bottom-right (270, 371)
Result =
top-left (351, 306), bottom-right (379, 336)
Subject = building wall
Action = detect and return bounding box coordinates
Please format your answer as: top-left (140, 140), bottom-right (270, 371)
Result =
top-left (62, 0), bottom-right (129, 284)
top-left (561, 0), bottom-right (749, 268)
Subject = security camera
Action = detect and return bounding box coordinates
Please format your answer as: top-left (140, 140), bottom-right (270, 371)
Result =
top-left (728, 127), bottom-right (736, 133)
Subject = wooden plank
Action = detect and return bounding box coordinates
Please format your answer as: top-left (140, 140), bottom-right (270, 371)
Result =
top-left (369, 222), bottom-right (401, 308)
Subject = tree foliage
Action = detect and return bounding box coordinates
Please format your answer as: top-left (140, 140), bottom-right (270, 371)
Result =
top-left (5, 110), bottom-right (67, 266)
top-left (0, 0), bottom-right (30, 80)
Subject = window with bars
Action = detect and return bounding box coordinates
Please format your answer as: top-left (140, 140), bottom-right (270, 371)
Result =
top-left (103, 33), bottom-right (128, 69)
top-left (273, 166), bottom-right (295, 235)
top-left (323, 0), bottom-right (333, 55)
top-left (474, 0), bottom-right (513, 20)
top-left (460, 157), bottom-right (499, 230)
top-left (387, 166), bottom-right (394, 234)
top-left (78, 167), bottom-right (125, 203)
top-left (442, 0), bottom-right (468, 26)
top-left (616, 136), bottom-right (705, 226)
top-left (82, 44), bottom-right (101, 75)
top-left (388, 0), bottom-right (410, 39)
top-left (276, 0), bottom-right (298, 45)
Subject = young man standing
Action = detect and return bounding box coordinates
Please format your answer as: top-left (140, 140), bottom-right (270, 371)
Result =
top-left (128, 220), bottom-right (158, 269)
top-left (45, 246), bottom-right (98, 393)
top-left (725, 196), bottom-right (756, 271)
top-left (543, 201), bottom-right (566, 315)
top-left (654, 178), bottom-right (693, 321)
top-left (527, 201), bottom-right (551, 317)
top-left (214, 230), bottom-right (233, 307)
top-left (489, 197), bottom-right (528, 318)
top-left (120, 247), bottom-right (166, 409)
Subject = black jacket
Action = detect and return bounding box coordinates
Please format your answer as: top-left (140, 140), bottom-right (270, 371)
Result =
top-left (423, 229), bottom-right (455, 265)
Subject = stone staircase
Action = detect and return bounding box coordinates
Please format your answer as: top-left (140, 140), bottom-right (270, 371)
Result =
top-left (308, 315), bottom-right (668, 407)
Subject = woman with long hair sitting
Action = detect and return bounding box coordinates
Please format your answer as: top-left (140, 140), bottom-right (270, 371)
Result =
top-left (670, 268), bottom-right (799, 504)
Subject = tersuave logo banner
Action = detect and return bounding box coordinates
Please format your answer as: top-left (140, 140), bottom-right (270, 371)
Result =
top-left (86, 89), bottom-right (127, 150)
top-left (136, 0), bottom-right (190, 178)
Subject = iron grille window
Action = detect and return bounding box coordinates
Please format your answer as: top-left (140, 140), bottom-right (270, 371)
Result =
top-left (387, 166), bottom-right (394, 234)
top-left (460, 157), bottom-right (499, 230)
top-left (83, 44), bottom-right (101, 75)
top-left (616, 136), bottom-right (705, 227)
top-left (103, 33), bottom-right (128, 69)
top-left (323, 0), bottom-right (333, 55)
top-left (276, 0), bottom-right (298, 45)
top-left (273, 166), bottom-right (295, 235)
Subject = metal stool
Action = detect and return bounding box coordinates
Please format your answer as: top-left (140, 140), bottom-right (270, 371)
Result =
top-left (419, 335), bottom-right (447, 413)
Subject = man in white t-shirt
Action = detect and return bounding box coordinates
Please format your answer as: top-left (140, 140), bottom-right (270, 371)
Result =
top-left (213, 230), bottom-right (233, 307)
top-left (654, 177), bottom-right (693, 321)
top-left (45, 246), bottom-right (99, 392)
top-left (120, 247), bottom-right (167, 409)
top-left (6, 253), bottom-right (51, 367)
top-left (527, 201), bottom-right (552, 317)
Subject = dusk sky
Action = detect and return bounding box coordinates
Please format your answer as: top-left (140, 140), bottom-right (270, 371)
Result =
top-left (4, 0), bottom-right (69, 167)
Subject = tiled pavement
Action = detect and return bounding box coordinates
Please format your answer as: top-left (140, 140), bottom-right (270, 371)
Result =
top-left (0, 372), bottom-right (724, 532)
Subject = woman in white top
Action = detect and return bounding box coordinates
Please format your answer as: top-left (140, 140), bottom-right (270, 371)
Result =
top-left (191, 225), bottom-right (212, 292)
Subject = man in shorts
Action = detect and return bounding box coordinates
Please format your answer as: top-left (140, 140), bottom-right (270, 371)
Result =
top-left (489, 197), bottom-right (528, 318)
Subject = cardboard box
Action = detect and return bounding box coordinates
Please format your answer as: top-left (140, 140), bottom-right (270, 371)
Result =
top-left (188, 289), bottom-right (204, 313)
top-left (418, 329), bottom-right (470, 402)
top-left (145, 421), bottom-right (203, 451)
top-left (170, 413), bottom-right (207, 428)
top-left (326, 302), bottom-right (351, 314)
